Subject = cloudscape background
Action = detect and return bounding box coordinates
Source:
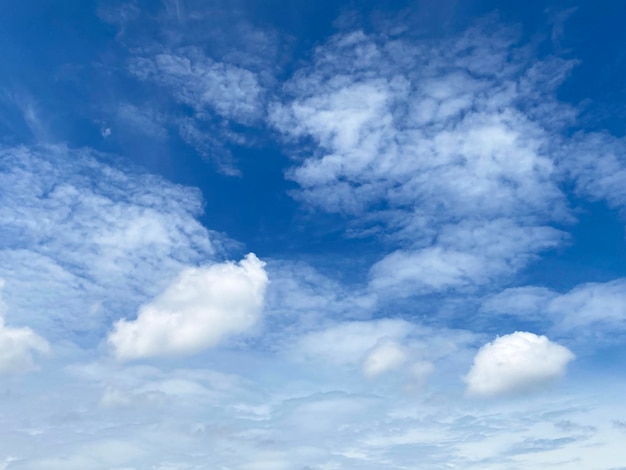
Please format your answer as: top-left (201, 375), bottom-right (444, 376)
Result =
top-left (0, 0), bottom-right (626, 468)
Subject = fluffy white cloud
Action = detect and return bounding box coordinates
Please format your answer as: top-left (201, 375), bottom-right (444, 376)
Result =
top-left (464, 331), bottom-right (575, 397)
top-left (0, 279), bottom-right (49, 374)
top-left (108, 253), bottom-right (268, 360)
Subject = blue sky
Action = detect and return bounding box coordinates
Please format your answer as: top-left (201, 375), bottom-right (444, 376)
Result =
top-left (1, 0), bottom-right (626, 468)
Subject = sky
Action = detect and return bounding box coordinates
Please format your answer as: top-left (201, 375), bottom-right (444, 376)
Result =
top-left (0, 0), bottom-right (626, 468)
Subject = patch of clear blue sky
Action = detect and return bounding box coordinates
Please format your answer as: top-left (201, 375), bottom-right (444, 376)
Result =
top-left (0, 0), bottom-right (624, 285)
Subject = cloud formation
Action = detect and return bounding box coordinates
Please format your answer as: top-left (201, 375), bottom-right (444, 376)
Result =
top-left (0, 279), bottom-right (49, 374)
top-left (464, 331), bottom-right (575, 397)
top-left (109, 253), bottom-right (268, 359)
top-left (0, 145), bottom-right (222, 340)
top-left (362, 340), bottom-right (408, 378)
top-left (130, 49), bottom-right (263, 124)
top-left (293, 319), bottom-right (414, 368)
top-left (563, 132), bottom-right (626, 215)
top-left (271, 26), bottom-right (573, 295)
top-left (291, 318), bottom-right (472, 382)
top-left (2, 3), bottom-right (626, 469)
top-left (483, 279), bottom-right (626, 336)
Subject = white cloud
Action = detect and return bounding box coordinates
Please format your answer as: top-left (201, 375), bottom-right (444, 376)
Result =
top-left (481, 286), bottom-right (557, 318)
top-left (482, 279), bottom-right (626, 336)
top-left (127, 46), bottom-right (267, 172)
top-left (370, 219), bottom-right (565, 293)
top-left (0, 320), bottom-right (49, 374)
top-left (108, 253), bottom-right (268, 360)
top-left (562, 132), bottom-right (626, 213)
top-left (293, 319), bottom-right (414, 368)
top-left (271, 26), bottom-right (572, 295)
top-left (547, 279), bottom-right (626, 332)
top-left (176, 117), bottom-right (241, 176)
top-left (0, 279), bottom-right (49, 374)
top-left (130, 48), bottom-right (263, 124)
top-left (464, 331), bottom-right (575, 397)
top-left (0, 144), bottom-right (222, 340)
top-left (362, 340), bottom-right (408, 378)
top-left (290, 318), bottom-right (473, 382)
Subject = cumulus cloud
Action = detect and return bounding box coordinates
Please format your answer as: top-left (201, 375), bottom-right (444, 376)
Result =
top-left (464, 332), bottom-right (575, 397)
top-left (0, 279), bottom-right (49, 374)
top-left (271, 26), bottom-right (572, 295)
top-left (108, 253), bottom-right (268, 360)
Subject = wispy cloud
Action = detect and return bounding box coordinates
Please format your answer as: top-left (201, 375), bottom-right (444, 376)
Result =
top-left (482, 279), bottom-right (626, 339)
top-left (130, 49), bottom-right (264, 124)
top-left (563, 132), bottom-right (626, 216)
top-left (271, 25), bottom-right (574, 295)
top-left (0, 144), bottom-right (223, 341)
top-left (103, 0), bottom-right (282, 174)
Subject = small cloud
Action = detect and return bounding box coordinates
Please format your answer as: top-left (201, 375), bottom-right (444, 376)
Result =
top-left (108, 253), bottom-right (268, 360)
top-left (464, 331), bottom-right (574, 397)
top-left (362, 340), bottom-right (408, 378)
top-left (0, 279), bottom-right (50, 374)
top-left (293, 319), bottom-right (414, 368)
top-left (101, 127), bottom-right (112, 137)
